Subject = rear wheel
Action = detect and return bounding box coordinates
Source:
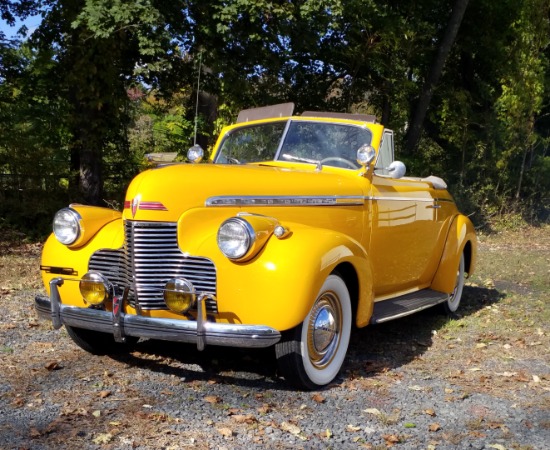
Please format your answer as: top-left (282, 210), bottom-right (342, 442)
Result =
top-left (275, 274), bottom-right (352, 390)
top-left (442, 254), bottom-right (465, 314)
top-left (65, 326), bottom-right (138, 355)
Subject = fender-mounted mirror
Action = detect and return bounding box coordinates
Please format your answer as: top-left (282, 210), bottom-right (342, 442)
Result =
top-left (387, 161), bottom-right (406, 179)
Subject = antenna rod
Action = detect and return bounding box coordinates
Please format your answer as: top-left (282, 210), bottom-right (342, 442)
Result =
top-left (193, 52), bottom-right (202, 146)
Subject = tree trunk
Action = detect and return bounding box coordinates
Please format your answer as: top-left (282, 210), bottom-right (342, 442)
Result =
top-left (405, 0), bottom-right (470, 154)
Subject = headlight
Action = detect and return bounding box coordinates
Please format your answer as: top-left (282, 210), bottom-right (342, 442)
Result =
top-left (164, 278), bottom-right (196, 313)
top-left (217, 217), bottom-right (255, 260)
top-left (53, 208), bottom-right (81, 245)
top-left (79, 272), bottom-right (110, 305)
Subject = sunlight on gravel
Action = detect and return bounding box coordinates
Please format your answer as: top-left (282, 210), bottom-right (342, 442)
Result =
top-left (1, 227), bottom-right (549, 449)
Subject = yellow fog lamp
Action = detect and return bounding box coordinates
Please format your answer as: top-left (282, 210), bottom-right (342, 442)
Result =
top-left (79, 272), bottom-right (111, 305)
top-left (164, 279), bottom-right (196, 313)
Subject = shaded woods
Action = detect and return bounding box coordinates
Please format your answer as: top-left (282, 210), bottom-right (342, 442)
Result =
top-left (1, 0), bottom-right (549, 236)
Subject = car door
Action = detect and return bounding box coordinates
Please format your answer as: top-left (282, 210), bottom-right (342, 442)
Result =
top-left (367, 131), bottom-right (444, 297)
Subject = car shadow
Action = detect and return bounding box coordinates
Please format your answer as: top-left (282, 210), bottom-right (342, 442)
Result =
top-left (108, 285), bottom-right (504, 390)
top-left (343, 285), bottom-right (505, 379)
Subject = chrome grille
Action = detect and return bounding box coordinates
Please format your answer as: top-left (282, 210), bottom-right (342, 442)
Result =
top-left (89, 221), bottom-right (217, 312)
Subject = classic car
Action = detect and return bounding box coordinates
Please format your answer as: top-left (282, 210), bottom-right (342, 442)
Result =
top-left (35, 103), bottom-right (476, 390)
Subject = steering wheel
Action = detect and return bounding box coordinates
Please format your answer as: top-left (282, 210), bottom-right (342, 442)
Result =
top-left (320, 157), bottom-right (358, 169)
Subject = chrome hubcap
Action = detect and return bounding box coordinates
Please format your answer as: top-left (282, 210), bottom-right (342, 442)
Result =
top-left (307, 292), bottom-right (341, 369)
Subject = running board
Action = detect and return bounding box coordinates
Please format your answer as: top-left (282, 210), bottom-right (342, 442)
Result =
top-left (370, 289), bottom-right (449, 324)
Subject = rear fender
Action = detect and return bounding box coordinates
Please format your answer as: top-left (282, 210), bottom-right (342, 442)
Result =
top-left (431, 214), bottom-right (477, 293)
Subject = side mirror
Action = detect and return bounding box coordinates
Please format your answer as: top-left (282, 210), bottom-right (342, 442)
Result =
top-left (187, 144), bottom-right (204, 163)
top-left (387, 161), bottom-right (406, 179)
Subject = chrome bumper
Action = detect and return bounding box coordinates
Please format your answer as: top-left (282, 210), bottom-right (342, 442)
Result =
top-left (34, 278), bottom-right (281, 350)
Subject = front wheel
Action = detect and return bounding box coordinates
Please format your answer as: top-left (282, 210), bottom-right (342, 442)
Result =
top-left (65, 325), bottom-right (138, 355)
top-left (275, 274), bottom-right (352, 390)
top-left (442, 254), bottom-right (465, 314)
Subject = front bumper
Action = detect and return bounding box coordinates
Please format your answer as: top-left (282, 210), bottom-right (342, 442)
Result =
top-left (35, 278), bottom-right (281, 350)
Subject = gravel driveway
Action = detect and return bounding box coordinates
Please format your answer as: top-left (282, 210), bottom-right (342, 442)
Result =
top-left (1, 232), bottom-right (549, 449)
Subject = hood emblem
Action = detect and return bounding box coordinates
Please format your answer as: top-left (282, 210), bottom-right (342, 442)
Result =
top-left (124, 196), bottom-right (168, 217)
top-left (131, 195), bottom-right (141, 218)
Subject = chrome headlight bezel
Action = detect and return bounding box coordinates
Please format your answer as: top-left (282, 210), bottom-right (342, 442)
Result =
top-left (53, 208), bottom-right (81, 245)
top-left (217, 217), bottom-right (256, 261)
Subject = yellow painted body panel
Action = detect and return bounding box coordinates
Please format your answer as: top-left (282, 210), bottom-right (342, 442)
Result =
top-left (39, 115), bottom-right (475, 337)
top-left (66, 204), bottom-right (121, 249)
top-left (41, 219), bottom-right (124, 302)
top-left (431, 214), bottom-right (477, 292)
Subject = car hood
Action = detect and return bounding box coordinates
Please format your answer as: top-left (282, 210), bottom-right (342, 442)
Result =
top-left (123, 163), bottom-right (365, 222)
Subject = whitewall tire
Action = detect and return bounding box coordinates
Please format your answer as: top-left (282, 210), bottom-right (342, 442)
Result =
top-left (275, 274), bottom-right (352, 390)
top-left (443, 254), bottom-right (465, 314)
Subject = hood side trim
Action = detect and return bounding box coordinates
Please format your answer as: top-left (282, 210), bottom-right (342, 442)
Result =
top-left (206, 195), bottom-right (365, 207)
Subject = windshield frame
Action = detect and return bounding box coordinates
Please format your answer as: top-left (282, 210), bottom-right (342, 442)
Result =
top-left (213, 118), bottom-right (373, 170)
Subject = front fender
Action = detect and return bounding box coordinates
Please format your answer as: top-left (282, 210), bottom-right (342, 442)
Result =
top-left (178, 209), bottom-right (373, 331)
top-left (431, 214), bottom-right (477, 293)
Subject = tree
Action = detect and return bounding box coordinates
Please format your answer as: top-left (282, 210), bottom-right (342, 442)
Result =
top-left (27, 0), bottom-right (189, 205)
top-left (404, 0), bottom-right (470, 154)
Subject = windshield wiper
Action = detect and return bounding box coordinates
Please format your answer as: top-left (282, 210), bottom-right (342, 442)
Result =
top-left (281, 154), bottom-right (322, 171)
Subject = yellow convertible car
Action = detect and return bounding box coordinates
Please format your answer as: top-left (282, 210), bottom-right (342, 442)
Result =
top-left (35, 103), bottom-right (476, 389)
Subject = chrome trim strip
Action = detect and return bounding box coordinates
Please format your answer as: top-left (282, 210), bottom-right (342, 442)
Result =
top-left (35, 290), bottom-right (280, 350)
top-left (369, 196), bottom-right (435, 203)
top-left (206, 195), bottom-right (365, 207)
top-left (207, 195), bottom-right (454, 206)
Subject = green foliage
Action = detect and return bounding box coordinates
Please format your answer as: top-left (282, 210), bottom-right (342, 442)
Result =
top-left (1, 0), bottom-right (549, 238)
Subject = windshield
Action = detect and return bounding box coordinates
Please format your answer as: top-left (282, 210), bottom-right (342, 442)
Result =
top-left (215, 120), bottom-right (372, 169)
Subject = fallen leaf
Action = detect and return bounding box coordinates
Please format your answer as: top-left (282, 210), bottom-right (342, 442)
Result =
top-left (346, 424), bottom-right (361, 432)
top-left (363, 408), bottom-right (382, 416)
top-left (217, 427), bottom-right (233, 438)
top-left (257, 404), bottom-right (271, 414)
top-left (280, 422), bottom-right (301, 436)
top-left (424, 409), bottom-right (436, 417)
top-left (487, 444), bottom-right (506, 450)
top-left (404, 422), bottom-right (416, 428)
top-left (429, 423), bottom-right (441, 432)
top-left (312, 393), bottom-right (325, 403)
top-left (204, 395), bottom-right (221, 404)
top-left (383, 434), bottom-right (400, 446)
top-left (44, 361), bottom-right (62, 371)
top-left (231, 414), bottom-right (257, 424)
top-left (496, 372), bottom-right (517, 377)
top-left (99, 390), bottom-right (111, 398)
top-left (325, 428), bottom-right (332, 439)
top-left (533, 375), bottom-right (541, 383)
top-left (92, 433), bottom-right (113, 444)
top-left (11, 398), bottom-right (25, 407)
top-left (92, 410), bottom-right (101, 418)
